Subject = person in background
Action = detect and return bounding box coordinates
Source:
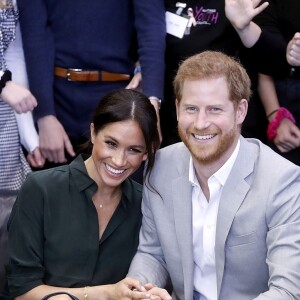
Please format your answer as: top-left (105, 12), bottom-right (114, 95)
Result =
top-left (17, 0), bottom-right (165, 166)
top-left (128, 51), bottom-right (300, 299)
top-left (0, 0), bottom-right (44, 292)
top-left (249, 0), bottom-right (300, 165)
top-left (2, 89), bottom-right (174, 300)
top-left (257, 72), bottom-right (300, 165)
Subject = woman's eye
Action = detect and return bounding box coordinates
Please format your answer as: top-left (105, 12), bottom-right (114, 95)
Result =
top-left (129, 148), bottom-right (142, 154)
top-left (105, 141), bottom-right (116, 147)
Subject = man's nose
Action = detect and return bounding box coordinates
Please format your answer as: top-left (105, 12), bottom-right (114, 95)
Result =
top-left (194, 110), bottom-right (211, 130)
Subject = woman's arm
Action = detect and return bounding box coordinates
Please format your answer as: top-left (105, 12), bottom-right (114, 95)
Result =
top-left (15, 278), bottom-right (161, 300)
top-left (225, 0), bottom-right (269, 47)
top-left (258, 73), bottom-right (300, 152)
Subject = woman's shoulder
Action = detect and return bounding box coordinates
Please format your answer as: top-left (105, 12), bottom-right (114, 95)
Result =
top-left (122, 178), bottom-right (143, 204)
top-left (24, 165), bottom-right (71, 190)
top-left (28, 164), bottom-right (70, 180)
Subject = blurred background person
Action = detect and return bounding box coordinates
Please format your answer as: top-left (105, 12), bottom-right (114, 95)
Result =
top-left (0, 0), bottom-right (44, 292)
top-left (226, 0), bottom-right (300, 165)
top-left (254, 0), bottom-right (300, 165)
top-left (17, 0), bottom-right (165, 167)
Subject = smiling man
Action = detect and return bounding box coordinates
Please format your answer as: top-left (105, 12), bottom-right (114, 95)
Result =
top-left (128, 51), bottom-right (300, 300)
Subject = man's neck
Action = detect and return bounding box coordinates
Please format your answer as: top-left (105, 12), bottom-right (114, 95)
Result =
top-left (193, 137), bottom-right (240, 191)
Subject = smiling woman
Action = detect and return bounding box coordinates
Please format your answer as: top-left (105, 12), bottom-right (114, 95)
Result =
top-left (2, 89), bottom-right (161, 300)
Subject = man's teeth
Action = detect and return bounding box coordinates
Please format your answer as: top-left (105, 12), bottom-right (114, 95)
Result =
top-left (193, 134), bottom-right (215, 140)
top-left (105, 164), bottom-right (125, 174)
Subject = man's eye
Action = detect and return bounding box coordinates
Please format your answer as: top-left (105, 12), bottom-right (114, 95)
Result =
top-left (186, 106), bottom-right (197, 112)
top-left (209, 107), bottom-right (221, 112)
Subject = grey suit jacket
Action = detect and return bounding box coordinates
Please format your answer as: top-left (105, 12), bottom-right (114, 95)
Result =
top-left (128, 137), bottom-right (300, 299)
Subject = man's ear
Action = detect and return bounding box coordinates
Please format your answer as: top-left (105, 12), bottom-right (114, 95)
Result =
top-left (236, 99), bottom-right (248, 125)
top-left (175, 99), bottom-right (179, 121)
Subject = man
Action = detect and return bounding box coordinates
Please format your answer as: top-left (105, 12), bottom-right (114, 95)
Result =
top-left (17, 0), bottom-right (165, 164)
top-left (128, 51), bottom-right (300, 299)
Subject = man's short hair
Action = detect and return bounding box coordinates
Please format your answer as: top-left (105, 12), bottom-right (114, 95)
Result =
top-left (174, 51), bottom-right (252, 108)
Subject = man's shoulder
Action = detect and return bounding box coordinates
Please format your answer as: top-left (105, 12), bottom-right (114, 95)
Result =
top-left (150, 142), bottom-right (190, 180)
top-left (156, 142), bottom-right (189, 160)
top-left (242, 137), bottom-right (300, 177)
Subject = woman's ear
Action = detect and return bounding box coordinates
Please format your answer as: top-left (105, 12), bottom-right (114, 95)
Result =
top-left (90, 123), bottom-right (95, 144)
top-left (142, 152), bottom-right (148, 162)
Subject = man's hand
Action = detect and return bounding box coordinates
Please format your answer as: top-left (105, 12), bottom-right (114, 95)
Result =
top-left (126, 72), bottom-right (142, 90)
top-left (286, 32), bottom-right (300, 67)
top-left (273, 118), bottom-right (300, 153)
top-left (149, 98), bottom-right (163, 144)
top-left (37, 115), bottom-right (75, 163)
top-left (105, 278), bottom-right (172, 300)
top-left (142, 283), bottom-right (172, 300)
top-left (1, 81), bottom-right (37, 113)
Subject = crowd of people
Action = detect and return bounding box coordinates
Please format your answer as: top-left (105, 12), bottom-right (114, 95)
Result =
top-left (0, 0), bottom-right (299, 299)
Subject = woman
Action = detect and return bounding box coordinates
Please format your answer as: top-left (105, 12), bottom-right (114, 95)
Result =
top-left (4, 89), bottom-right (161, 299)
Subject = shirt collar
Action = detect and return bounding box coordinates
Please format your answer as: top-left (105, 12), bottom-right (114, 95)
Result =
top-left (189, 139), bottom-right (240, 187)
top-left (70, 154), bottom-right (138, 207)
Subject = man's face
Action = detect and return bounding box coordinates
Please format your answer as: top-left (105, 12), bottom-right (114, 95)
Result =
top-left (176, 77), bottom-right (247, 165)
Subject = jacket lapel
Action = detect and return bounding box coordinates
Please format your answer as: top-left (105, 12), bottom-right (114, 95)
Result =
top-left (172, 148), bottom-right (194, 299)
top-left (215, 137), bottom-right (256, 296)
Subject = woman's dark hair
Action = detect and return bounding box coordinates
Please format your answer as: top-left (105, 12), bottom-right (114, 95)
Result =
top-left (91, 89), bottom-right (160, 180)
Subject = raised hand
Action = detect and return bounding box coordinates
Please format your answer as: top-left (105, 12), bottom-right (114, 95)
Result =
top-left (225, 0), bottom-right (269, 30)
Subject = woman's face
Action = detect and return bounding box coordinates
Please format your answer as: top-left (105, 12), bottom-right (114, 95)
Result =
top-left (88, 120), bottom-right (148, 189)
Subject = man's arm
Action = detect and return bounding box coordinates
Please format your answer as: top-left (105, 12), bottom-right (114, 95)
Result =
top-left (254, 165), bottom-right (300, 299)
top-left (128, 186), bottom-right (169, 288)
top-left (17, 0), bottom-right (74, 162)
top-left (133, 0), bottom-right (166, 100)
top-left (17, 0), bottom-right (56, 119)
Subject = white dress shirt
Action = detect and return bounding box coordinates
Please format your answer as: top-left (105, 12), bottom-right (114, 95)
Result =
top-left (189, 140), bottom-right (240, 300)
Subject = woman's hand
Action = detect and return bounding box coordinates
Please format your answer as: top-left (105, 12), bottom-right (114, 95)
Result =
top-left (105, 277), bottom-right (150, 300)
top-left (225, 0), bottom-right (269, 31)
top-left (273, 118), bottom-right (300, 152)
top-left (1, 81), bottom-right (37, 113)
